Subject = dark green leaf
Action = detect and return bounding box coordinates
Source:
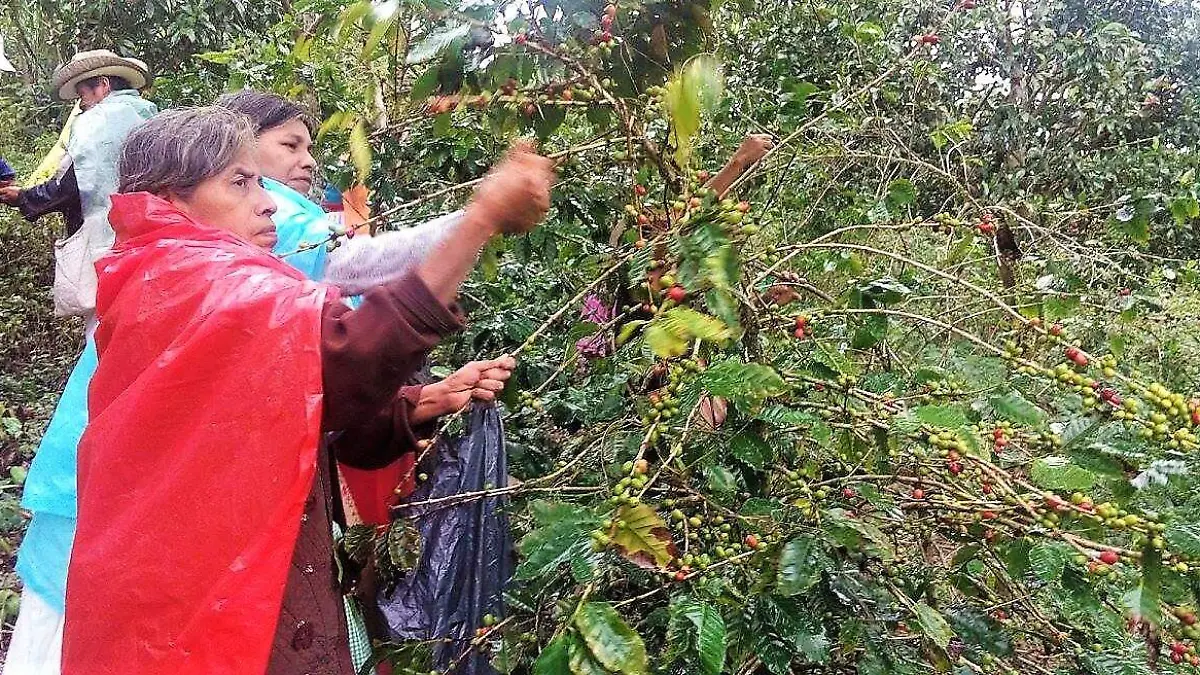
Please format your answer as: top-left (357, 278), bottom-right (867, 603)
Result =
top-left (777, 535), bottom-right (831, 595)
top-left (886, 179), bottom-right (917, 207)
top-left (705, 465), bottom-right (738, 494)
top-left (729, 433), bottom-right (773, 470)
top-left (534, 633), bottom-right (573, 675)
top-left (1169, 196), bottom-right (1199, 224)
top-left (1029, 542), bottom-right (1071, 582)
top-left (516, 501), bottom-right (602, 581)
top-left (1123, 548), bottom-right (1162, 626)
top-left (568, 631), bottom-right (613, 675)
top-left (573, 602), bottom-right (649, 675)
top-left (1081, 650), bottom-right (1154, 675)
top-left (895, 405), bottom-right (969, 434)
top-left (700, 360), bottom-right (787, 410)
top-left (823, 509), bottom-right (895, 560)
top-left (1167, 522), bottom-right (1200, 557)
top-left (670, 599), bottom-right (726, 675)
top-left (951, 544), bottom-right (981, 568)
top-left (852, 314), bottom-right (887, 349)
top-left (756, 405), bottom-right (819, 428)
top-left (534, 103), bottom-right (567, 140)
top-left (407, 22), bottom-right (471, 63)
top-left (989, 391), bottom-right (1046, 427)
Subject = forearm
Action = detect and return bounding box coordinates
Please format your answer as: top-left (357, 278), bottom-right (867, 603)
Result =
top-left (323, 212), bottom-right (460, 296)
top-left (416, 208), bottom-right (498, 305)
top-left (17, 165), bottom-right (79, 221)
top-left (705, 154), bottom-right (752, 199)
top-left (410, 381), bottom-right (452, 425)
top-left (414, 141), bottom-right (552, 302)
top-left (320, 274), bottom-right (462, 431)
top-left (332, 385), bottom-right (433, 469)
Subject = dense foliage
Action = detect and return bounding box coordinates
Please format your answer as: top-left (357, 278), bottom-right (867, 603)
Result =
top-left (7, 0), bottom-right (1200, 672)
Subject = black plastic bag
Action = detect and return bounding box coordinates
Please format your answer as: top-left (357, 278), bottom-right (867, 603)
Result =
top-left (378, 402), bottom-right (512, 674)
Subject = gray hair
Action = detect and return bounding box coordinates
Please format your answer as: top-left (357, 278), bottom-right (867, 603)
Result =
top-left (118, 106), bottom-right (257, 197)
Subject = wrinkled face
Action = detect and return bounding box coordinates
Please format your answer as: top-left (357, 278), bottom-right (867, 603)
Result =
top-left (168, 148), bottom-right (279, 249)
top-left (256, 118), bottom-right (316, 195)
top-left (75, 77), bottom-right (112, 110)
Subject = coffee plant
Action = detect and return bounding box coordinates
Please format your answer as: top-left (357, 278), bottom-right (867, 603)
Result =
top-left (9, 0), bottom-right (1200, 672)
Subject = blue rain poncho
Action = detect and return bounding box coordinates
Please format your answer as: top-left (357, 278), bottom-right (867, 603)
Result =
top-left (50, 90), bottom-right (157, 316)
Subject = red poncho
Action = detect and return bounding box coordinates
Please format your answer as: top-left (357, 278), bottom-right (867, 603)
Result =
top-left (64, 193), bottom-right (331, 675)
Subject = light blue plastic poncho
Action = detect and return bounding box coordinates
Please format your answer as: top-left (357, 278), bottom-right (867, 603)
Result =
top-left (17, 178), bottom-right (335, 613)
top-left (50, 90), bottom-right (158, 317)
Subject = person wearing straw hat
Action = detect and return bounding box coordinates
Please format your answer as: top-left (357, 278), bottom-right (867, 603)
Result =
top-left (0, 50), bottom-right (155, 675)
top-left (0, 49), bottom-right (157, 323)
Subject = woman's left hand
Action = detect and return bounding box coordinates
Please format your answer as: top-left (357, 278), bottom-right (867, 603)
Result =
top-left (412, 356), bottom-right (517, 423)
top-left (0, 185), bottom-right (20, 205)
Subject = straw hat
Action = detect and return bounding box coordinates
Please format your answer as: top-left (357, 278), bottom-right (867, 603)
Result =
top-left (51, 50), bottom-right (151, 101)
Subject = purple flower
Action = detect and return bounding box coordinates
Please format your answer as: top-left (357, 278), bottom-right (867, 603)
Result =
top-left (576, 333), bottom-right (609, 359)
top-left (575, 294), bottom-right (614, 359)
top-left (581, 294), bottom-right (613, 324)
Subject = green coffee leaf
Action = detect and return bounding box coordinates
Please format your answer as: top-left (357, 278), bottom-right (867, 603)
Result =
top-left (700, 360), bottom-right (786, 410)
top-left (534, 633), bottom-right (573, 674)
top-left (990, 390), bottom-right (1046, 427)
top-left (914, 602), bottom-right (953, 649)
top-left (662, 54), bottom-right (724, 165)
top-left (574, 602), bottom-right (649, 675)
top-left (670, 599), bottom-right (727, 675)
top-left (1166, 522), bottom-right (1200, 557)
top-left (1029, 542), bottom-right (1071, 582)
top-left (776, 535), bottom-right (831, 595)
top-left (609, 504), bottom-right (677, 570)
top-left (516, 501), bottom-right (603, 581)
top-left (1030, 456), bottom-right (1096, 491)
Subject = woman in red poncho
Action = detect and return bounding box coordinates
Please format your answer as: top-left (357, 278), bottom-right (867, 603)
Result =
top-left (62, 106), bottom-right (554, 675)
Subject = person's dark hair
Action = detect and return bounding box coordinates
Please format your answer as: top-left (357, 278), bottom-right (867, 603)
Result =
top-left (80, 75), bottom-right (133, 91)
top-left (215, 90), bottom-right (314, 134)
top-left (118, 106), bottom-right (257, 197)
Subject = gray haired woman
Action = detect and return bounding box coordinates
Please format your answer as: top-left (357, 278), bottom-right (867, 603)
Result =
top-left (62, 106), bottom-right (554, 675)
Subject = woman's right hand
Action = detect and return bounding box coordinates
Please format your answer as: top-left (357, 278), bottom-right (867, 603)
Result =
top-left (418, 141), bottom-right (553, 304)
top-left (411, 356), bottom-right (517, 424)
top-left (468, 140), bottom-right (555, 235)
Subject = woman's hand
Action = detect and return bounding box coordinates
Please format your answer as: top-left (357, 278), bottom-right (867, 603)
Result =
top-left (411, 356), bottom-right (517, 424)
top-left (731, 134), bottom-right (775, 168)
top-left (418, 141), bottom-right (554, 304)
top-left (705, 133), bottom-right (776, 198)
top-left (0, 185), bottom-right (21, 206)
top-left (467, 140), bottom-right (555, 236)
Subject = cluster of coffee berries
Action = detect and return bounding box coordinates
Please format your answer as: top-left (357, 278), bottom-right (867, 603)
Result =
top-left (604, 458), bottom-right (650, 510)
top-left (926, 430), bottom-right (971, 476)
top-left (922, 378), bottom-right (967, 402)
top-left (787, 313), bottom-right (810, 340)
top-left (978, 212), bottom-right (996, 234)
top-left (932, 212), bottom-right (961, 234)
top-left (423, 78), bottom-right (597, 119)
top-left (517, 390), bottom-right (544, 412)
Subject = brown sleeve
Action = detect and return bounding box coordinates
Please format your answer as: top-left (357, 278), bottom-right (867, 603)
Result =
top-left (333, 385), bottom-right (437, 470)
top-left (321, 273), bottom-right (461, 433)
